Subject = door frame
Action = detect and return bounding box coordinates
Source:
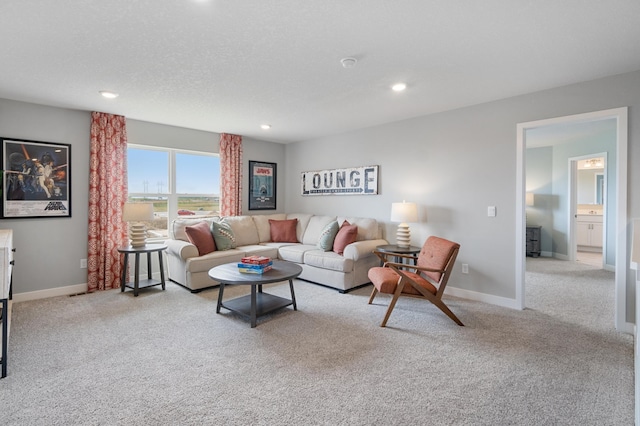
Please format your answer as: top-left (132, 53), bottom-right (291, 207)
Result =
top-left (515, 107), bottom-right (629, 331)
top-left (569, 152), bottom-right (608, 267)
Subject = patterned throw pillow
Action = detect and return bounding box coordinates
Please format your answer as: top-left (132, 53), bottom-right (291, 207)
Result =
top-left (184, 221), bottom-right (217, 255)
top-left (211, 219), bottom-right (236, 251)
top-left (332, 220), bottom-right (358, 255)
top-left (317, 220), bottom-right (339, 251)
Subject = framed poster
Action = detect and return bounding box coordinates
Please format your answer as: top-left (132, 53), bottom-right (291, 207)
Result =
top-left (1, 137), bottom-right (71, 218)
top-left (248, 160), bottom-right (276, 210)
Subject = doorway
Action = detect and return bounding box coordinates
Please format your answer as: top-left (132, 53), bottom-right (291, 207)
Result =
top-left (570, 154), bottom-right (607, 269)
top-left (515, 107), bottom-right (628, 332)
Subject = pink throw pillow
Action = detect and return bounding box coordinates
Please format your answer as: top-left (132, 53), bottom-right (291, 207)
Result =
top-left (269, 218), bottom-right (299, 243)
top-left (185, 221), bottom-right (216, 255)
top-left (332, 220), bottom-right (358, 255)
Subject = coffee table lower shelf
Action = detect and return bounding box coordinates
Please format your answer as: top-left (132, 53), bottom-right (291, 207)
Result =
top-left (219, 292), bottom-right (294, 320)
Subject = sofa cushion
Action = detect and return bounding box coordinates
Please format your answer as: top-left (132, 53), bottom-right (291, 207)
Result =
top-left (286, 213), bottom-right (313, 242)
top-left (170, 216), bottom-right (219, 241)
top-left (184, 221), bottom-right (216, 255)
top-left (333, 220), bottom-right (358, 255)
top-left (317, 220), bottom-right (339, 251)
top-left (278, 244), bottom-right (316, 263)
top-left (187, 249), bottom-right (244, 273)
top-left (304, 249), bottom-right (354, 272)
top-left (269, 218), bottom-right (298, 242)
top-left (222, 215), bottom-right (260, 246)
top-left (337, 217), bottom-right (379, 241)
top-left (211, 219), bottom-right (236, 250)
top-left (252, 213), bottom-right (287, 242)
top-left (302, 215), bottom-right (337, 245)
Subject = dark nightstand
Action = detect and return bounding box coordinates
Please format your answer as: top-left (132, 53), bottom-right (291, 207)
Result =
top-left (526, 226), bottom-right (541, 257)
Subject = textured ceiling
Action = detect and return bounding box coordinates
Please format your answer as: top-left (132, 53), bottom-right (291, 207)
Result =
top-left (1, 1), bottom-right (639, 143)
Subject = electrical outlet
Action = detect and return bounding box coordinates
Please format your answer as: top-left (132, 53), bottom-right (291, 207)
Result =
top-left (462, 263), bottom-right (469, 274)
top-left (80, 259), bottom-right (87, 269)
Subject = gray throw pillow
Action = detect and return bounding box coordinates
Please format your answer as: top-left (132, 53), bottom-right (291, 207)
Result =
top-left (317, 220), bottom-right (339, 251)
top-left (211, 219), bottom-right (236, 251)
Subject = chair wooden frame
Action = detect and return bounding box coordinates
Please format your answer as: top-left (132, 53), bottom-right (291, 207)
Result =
top-left (368, 243), bottom-right (463, 327)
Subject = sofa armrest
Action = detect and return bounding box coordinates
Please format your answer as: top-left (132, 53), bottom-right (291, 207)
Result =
top-left (343, 239), bottom-right (388, 261)
top-left (166, 239), bottom-right (199, 260)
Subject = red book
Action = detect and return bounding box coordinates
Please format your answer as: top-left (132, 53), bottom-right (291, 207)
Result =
top-left (240, 255), bottom-right (271, 265)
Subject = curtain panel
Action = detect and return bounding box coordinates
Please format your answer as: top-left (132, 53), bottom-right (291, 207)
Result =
top-left (219, 133), bottom-right (243, 216)
top-left (87, 112), bottom-right (128, 292)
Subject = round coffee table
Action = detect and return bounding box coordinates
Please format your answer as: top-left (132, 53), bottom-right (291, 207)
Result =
top-left (208, 260), bottom-right (303, 328)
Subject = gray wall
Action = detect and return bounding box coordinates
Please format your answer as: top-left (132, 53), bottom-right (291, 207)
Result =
top-left (526, 146), bottom-right (553, 255)
top-left (2, 69), bottom-right (640, 321)
top-left (284, 70), bottom-right (640, 320)
top-left (526, 131), bottom-right (616, 263)
top-left (551, 132), bottom-right (616, 264)
top-left (0, 99), bottom-right (286, 295)
top-left (0, 99), bottom-right (90, 294)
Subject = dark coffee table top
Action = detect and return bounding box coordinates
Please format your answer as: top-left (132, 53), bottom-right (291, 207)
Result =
top-left (208, 260), bottom-right (303, 285)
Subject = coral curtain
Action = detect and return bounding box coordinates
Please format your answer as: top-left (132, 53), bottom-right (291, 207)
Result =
top-left (87, 112), bottom-right (129, 292)
top-left (219, 133), bottom-right (243, 216)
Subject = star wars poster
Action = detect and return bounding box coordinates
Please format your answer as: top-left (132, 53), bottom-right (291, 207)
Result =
top-left (1, 138), bottom-right (71, 218)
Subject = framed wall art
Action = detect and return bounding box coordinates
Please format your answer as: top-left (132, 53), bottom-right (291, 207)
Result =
top-left (248, 160), bottom-right (276, 210)
top-left (301, 165), bottom-right (378, 196)
top-left (1, 137), bottom-right (71, 218)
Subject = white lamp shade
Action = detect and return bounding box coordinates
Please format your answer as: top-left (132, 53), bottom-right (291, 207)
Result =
top-left (123, 202), bottom-right (154, 222)
top-left (390, 202), bottom-right (418, 223)
top-left (526, 192), bottom-right (535, 206)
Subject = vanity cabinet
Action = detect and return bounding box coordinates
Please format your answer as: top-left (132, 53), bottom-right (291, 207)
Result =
top-left (577, 215), bottom-right (603, 248)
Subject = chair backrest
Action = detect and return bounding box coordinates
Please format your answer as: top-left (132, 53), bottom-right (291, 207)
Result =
top-left (416, 236), bottom-right (460, 285)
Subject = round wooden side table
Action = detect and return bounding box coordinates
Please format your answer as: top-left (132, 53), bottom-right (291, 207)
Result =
top-left (118, 243), bottom-right (167, 296)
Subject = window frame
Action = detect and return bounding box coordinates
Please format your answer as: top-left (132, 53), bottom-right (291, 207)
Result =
top-left (127, 144), bottom-right (220, 241)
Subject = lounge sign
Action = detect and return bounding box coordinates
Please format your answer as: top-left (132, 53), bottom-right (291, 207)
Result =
top-left (301, 165), bottom-right (378, 196)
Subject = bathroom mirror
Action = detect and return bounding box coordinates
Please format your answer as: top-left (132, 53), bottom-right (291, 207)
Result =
top-left (577, 161), bottom-right (604, 205)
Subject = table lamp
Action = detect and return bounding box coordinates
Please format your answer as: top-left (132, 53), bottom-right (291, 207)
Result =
top-left (391, 201), bottom-right (418, 248)
top-left (123, 202), bottom-right (154, 247)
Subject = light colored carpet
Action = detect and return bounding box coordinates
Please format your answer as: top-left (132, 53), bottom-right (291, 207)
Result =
top-left (0, 258), bottom-right (633, 425)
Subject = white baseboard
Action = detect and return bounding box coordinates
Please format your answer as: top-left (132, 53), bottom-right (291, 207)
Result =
top-left (13, 283), bottom-right (88, 303)
top-left (12, 272), bottom-right (163, 303)
top-left (445, 286), bottom-right (520, 310)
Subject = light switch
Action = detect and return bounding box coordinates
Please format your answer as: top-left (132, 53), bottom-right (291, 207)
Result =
top-left (488, 206), bottom-right (496, 217)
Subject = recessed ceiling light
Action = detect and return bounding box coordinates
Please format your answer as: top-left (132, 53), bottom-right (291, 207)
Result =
top-left (99, 90), bottom-right (119, 99)
top-left (392, 83), bottom-right (407, 92)
top-left (340, 57), bottom-right (357, 68)
top-left (261, 124), bottom-right (271, 130)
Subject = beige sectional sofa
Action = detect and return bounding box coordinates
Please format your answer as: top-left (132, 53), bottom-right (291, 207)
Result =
top-left (165, 213), bottom-right (387, 293)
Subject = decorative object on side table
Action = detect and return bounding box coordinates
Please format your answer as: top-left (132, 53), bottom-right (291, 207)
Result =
top-left (390, 201), bottom-right (418, 248)
top-left (123, 202), bottom-right (154, 247)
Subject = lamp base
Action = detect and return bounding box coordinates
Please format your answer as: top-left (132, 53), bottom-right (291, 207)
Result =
top-left (129, 224), bottom-right (147, 248)
top-left (396, 223), bottom-right (411, 248)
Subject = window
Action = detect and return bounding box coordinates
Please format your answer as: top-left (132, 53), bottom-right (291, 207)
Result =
top-left (127, 145), bottom-right (220, 239)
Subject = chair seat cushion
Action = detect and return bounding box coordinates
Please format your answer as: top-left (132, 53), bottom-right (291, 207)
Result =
top-left (368, 267), bottom-right (437, 295)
